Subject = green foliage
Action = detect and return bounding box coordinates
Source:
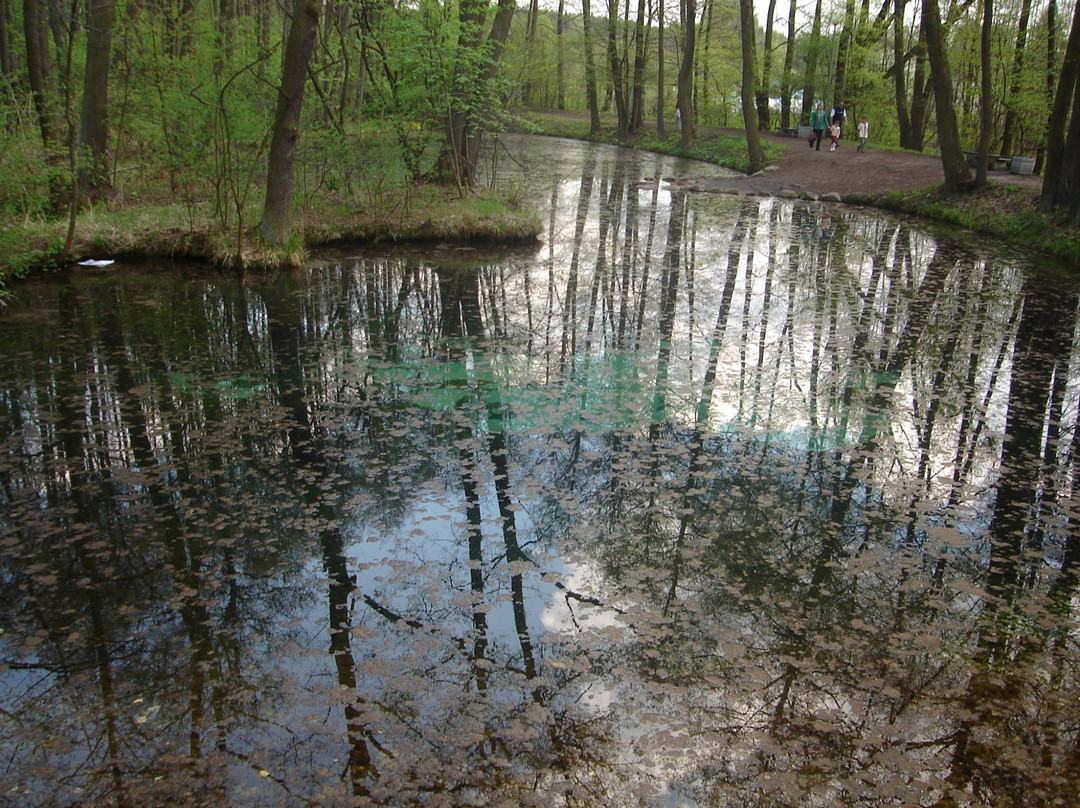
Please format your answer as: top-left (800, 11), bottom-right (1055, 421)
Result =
top-left (0, 97), bottom-right (62, 221)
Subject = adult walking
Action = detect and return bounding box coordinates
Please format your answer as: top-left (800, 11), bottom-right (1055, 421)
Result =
top-left (810, 102), bottom-right (828, 151)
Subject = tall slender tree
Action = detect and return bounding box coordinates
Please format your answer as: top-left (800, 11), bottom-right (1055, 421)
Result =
top-left (630, 0), bottom-right (650, 131)
top-left (975, 0), bottom-right (993, 187)
top-left (999, 0), bottom-right (1033, 156)
top-left (800, 0), bottom-right (824, 121)
top-left (657, 0), bottom-right (666, 137)
top-left (780, 0), bottom-right (798, 127)
top-left (739, 0), bottom-right (765, 171)
top-left (607, 0), bottom-right (630, 135)
top-left (259, 0), bottom-right (323, 247)
top-left (755, 0), bottom-right (776, 131)
top-left (922, 0), bottom-right (972, 191)
top-left (1040, 0), bottom-right (1080, 217)
top-left (583, 0), bottom-right (602, 134)
top-left (23, 0), bottom-right (57, 150)
top-left (79, 0), bottom-right (117, 200)
top-left (677, 0), bottom-right (696, 147)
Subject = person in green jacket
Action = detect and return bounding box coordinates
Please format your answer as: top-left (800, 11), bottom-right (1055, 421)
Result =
top-left (810, 102), bottom-right (828, 151)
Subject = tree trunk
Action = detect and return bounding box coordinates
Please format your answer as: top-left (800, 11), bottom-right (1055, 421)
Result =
top-left (800, 0), bottom-right (823, 120)
top-left (0, 0), bottom-right (11, 78)
top-left (975, 0), bottom-right (992, 188)
top-left (23, 0), bottom-right (57, 150)
top-left (434, 0), bottom-right (516, 188)
top-left (78, 0), bottom-right (117, 202)
top-left (258, 0), bottom-right (322, 247)
top-left (523, 0), bottom-right (540, 105)
top-left (907, 31), bottom-right (932, 150)
top-left (557, 0), bottom-right (566, 109)
top-left (607, 0), bottom-right (629, 135)
top-left (999, 0), bottom-right (1032, 156)
top-left (755, 0), bottom-right (776, 131)
top-left (739, 0), bottom-right (765, 172)
top-left (583, 0), bottom-right (602, 134)
top-left (892, 0), bottom-right (911, 145)
top-left (1040, 0), bottom-right (1080, 212)
top-left (922, 0), bottom-right (972, 192)
top-left (780, 0), bottom-right (797, 127)
top-left (833, 0), bottom-right (856, 105)
top-left (630, 0), bottom-right (648, 131)
top-left (657, 0), bottom-right (665, 137)
top-left (678, 0), bottom-right (695, 148)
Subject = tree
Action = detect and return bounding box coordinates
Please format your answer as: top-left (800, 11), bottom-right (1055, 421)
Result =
top-left (582, 0), bottom-right (602, 135)
top-left (1040, 0), bottom-right (1080, 217)
top-left (975, 0), bottom-right (992, 187)
top-left (800, 0), bottom-right (824, 121)
top-left (630, 0), bottom-right (650, 131)
top-left (755, 0), bottom-right (776, 131)
top-left (739, 0), bottom-right (765, 172)
top-left (23, 0), bottom-right (57, 151)
top-left (657, 0), bottom-right (666, 137)
top-left (607, 0), bottom-right (630, 135)
top-left (779, 0), bottom-right (798, 127)
top-left (677, 0), bottom-right (696, 147)
top-left (999, 0), bottom-right (1034, 156)
top-left (922, 0), bottom-right (972, 192)
top-left (431, 0), bottom-right (516, 188)
top-left (891, 0), bottom-right (932, 151)
top-left (79, 0), bottom-right (117, 201)
top-left (833, 0), bottom-right (856, 106)
top-left (258, 0), bottom-right (323, 247)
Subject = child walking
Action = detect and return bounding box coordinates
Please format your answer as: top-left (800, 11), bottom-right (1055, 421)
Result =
top-left (829, 122), bottom-right (841, 151)
top-left (857, 115), bottom-right (869, 152)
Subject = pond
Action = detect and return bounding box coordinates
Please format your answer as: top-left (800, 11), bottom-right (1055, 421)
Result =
top-left (2, 136), bottom-right (1079, 808)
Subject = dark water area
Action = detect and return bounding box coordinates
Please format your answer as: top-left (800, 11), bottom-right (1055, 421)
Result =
top-left (2, 136), bottom-right (1079, 807)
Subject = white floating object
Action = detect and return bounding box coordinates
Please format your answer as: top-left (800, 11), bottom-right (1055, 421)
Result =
top-left (77, 258), bottom-right (115, 267)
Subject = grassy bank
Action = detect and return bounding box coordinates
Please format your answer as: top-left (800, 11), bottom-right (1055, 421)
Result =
top-left (880, 184), bottom-right (1080, 265)
top-left (0, 181), bottom-right (541, 299)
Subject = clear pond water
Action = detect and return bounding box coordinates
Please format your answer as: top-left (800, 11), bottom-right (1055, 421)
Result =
top-left (1, 136), bottom-right (1079, 807)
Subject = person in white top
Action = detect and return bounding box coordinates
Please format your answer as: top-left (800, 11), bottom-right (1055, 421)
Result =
top-left (857, 116), bottom-right (869, 152)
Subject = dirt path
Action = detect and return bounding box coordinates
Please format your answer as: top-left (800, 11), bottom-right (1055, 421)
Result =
top-left (686, 127), bottom-right (1043, 198)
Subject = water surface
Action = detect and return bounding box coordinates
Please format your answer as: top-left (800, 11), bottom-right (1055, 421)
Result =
top-left (2, 137), bottom-right (1079, 807)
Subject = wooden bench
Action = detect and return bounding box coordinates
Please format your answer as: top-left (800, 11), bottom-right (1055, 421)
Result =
top-left (965, 151), bottom-right (1011, 170)
top-left (776, 127), bottom-right (800, 138)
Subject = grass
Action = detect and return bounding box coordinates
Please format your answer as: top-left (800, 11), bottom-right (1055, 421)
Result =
top-left (0, 177), bottom-right (542, 291)
top-left (888, 183), bottom-right (1080, 265)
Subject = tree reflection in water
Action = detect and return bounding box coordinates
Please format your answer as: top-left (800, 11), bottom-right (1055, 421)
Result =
top-left (1, 138), bottom-right (1079, 807)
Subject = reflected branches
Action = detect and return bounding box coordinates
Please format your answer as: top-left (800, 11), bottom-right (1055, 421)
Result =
top-left (2, 144), bottom-right (1080, 805)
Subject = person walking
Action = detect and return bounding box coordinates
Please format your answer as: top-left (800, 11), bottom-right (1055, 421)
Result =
top-left (857, 115), bottom-right (869, 152)
top-left (829, 121), bottom-right (841, 151)
top-left (830, 101), bottom-right (848, 143)
top-left (810, 102), bottom-right (828, 151)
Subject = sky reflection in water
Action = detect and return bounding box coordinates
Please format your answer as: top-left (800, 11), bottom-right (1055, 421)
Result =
top-left (1, 136), bottom-right (1079, 807)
